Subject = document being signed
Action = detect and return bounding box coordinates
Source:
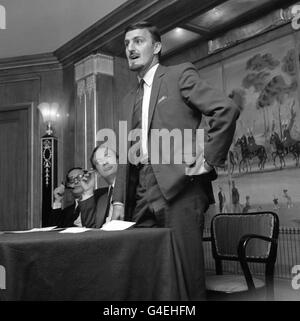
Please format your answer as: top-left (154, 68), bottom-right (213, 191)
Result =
top-left (59, 227), bottom-right (93, 233)
top-left (100, 220), bottom-right (135, 231)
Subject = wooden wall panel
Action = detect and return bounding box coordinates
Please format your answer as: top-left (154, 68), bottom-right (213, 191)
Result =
top-left (0, 78), bottom-right (40, 106)
top-left (97, 73), bottom-right (114, 132)
top-left (0, 79), bottom-right (40, 228)
top-left (0, 67), bottom-right (64, 228)
top-left (73, 55), bottom-right (116, 187)
top-left (86, 76), bottom-right (97, 170)
top-left (0, 108), bottom-right (28, 230)
top-left (62, 65), bottom-right (76, 180)
top-left (75, 88), bottom-right (86, 168)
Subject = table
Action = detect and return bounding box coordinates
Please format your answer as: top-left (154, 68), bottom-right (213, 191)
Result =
top-left (0, 228), bottom-right (188, 301)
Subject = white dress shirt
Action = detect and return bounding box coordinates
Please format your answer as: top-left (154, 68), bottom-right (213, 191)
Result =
top-left (138, 63), bottom-right (159, 163)
top-left (105, 179), bottom-right (115, 223)
top-left (73, 199), bottom-right (82, 227)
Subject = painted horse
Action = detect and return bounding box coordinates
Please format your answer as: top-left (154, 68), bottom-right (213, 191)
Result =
top-left (270, 132), bottom-right (286, 169)
top-left (235, 136), bottom-right (251, 173)
top-left (236, 135), bottom-right (267, 172)
top-left (282, 128), bottom-right (300, 167)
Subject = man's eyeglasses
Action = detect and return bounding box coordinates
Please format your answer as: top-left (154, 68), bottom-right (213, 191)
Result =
top-left (65, 174), bottom-right (84, 187)
top-left (65, 170), bottom-right (94, 188)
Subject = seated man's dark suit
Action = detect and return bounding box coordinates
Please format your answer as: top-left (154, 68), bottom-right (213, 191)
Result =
top-left (49, 187), bottom-right (109, 228)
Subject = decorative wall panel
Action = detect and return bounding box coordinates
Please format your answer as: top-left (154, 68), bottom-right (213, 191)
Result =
top-left (75, 54), bottom-right (114, 186)
top-left (202, 34), bottom-right (300, 228)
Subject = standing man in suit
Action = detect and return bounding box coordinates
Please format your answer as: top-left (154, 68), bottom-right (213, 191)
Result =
top-left (112, 21), bottom-right (239, 300)
top-left (90, 143), bottom-right (118, 226)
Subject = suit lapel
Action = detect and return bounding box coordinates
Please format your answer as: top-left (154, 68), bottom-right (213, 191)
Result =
top-left (147, 65), bottom-right (166, 133)
top-left (96, 187), bottom-right (110, 227)
top-left (70, 202), bottom-right (80, 224)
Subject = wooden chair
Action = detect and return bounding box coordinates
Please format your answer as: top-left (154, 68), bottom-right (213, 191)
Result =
top-left (204, 211), bottom-right (279, 301)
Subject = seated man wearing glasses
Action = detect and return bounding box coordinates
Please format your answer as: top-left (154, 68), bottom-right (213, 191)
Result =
top-left (49, 167), bottom-right (106, 228)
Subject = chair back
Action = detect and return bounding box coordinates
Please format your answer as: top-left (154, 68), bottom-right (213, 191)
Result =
top-left (211, 212), bottom-right (279, 262)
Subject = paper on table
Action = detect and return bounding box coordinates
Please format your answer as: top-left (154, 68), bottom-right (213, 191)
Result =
top-left (7, 226), bottom-right (58, 233)
top-left (30, 226), bottom-right (58, 232)
top-left (100, 220), bottom-right (135, 231)
top-left (59, 227), bottom-right (92, 233)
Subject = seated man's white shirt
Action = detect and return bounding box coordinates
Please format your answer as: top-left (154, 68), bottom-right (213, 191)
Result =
top-left (73, 199), bottom-right (82, 227)
top-left (52, 201), bottom-right (62, 209)
top-left (105, 179), bottom-right (115, 223)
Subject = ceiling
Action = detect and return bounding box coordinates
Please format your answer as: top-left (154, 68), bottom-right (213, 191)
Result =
top-left (0, 0), bottom-right (127, 59)
top-left (160, 0), bottom-right (296, 57)
top-left (0, 0), bottom-right (298, 62)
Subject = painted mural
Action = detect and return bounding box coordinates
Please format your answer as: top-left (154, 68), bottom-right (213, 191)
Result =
top-left (201, 34), bottom-right (300, 228)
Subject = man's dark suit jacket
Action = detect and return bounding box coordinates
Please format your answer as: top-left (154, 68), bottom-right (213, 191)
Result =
top-left (49, 187), bottom-right (109, 228)
top-left (113, 63), bottom-right (239, 218)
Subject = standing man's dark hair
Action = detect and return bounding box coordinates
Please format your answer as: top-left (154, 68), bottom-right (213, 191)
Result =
top-left (113, 21), bottom-right (240, 300)
top-left (124, 21), bottom-right (161, 42)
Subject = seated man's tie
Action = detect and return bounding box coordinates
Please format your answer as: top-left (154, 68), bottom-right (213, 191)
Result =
top-left (104, 185), bottom-right (114, 222)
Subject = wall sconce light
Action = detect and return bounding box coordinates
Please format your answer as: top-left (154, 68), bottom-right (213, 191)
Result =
top-left (37, 102), bottom-right (59, 226)
top-left (37, 102), bottom-right (60, 136)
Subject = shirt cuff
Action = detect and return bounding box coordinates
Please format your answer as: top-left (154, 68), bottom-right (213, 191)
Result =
top-left (52, 202), bottom-right (62, 209)
top-left (197, 159), bottom-right (211, 175)
top-left (186, 157), bottom-right (213, 176)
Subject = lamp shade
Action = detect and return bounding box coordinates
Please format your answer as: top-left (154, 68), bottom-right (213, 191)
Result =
top-left (37, 102), bottom-right (60, 123)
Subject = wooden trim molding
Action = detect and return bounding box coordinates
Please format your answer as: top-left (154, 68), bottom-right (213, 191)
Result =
top-left (207, 7), bottom-right (291, 54)
top-left (0, 53), bottom-right (62, 74)
top-left (194, 23), bottom-right (297, 70)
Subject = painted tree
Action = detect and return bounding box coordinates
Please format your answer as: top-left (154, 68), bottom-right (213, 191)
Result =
top-left (242, 53), bottom-right (280, 136)
top-left (281, 49), bottom-right (297, 77)
top-left (280, 49), bottom-right (299, 137)
top-left (242, 51), bottom-right (297, 138)
top-left (227, 88), bottom-right (247, 172)
top-left (256, 75), bottom-right (297, 138)
top-left (256, 49), bottom-right (297, 138)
